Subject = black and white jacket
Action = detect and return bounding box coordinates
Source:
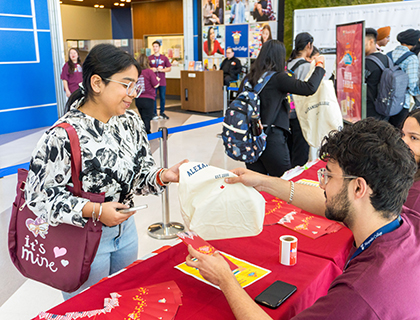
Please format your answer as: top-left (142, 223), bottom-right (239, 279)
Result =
top-left (25, 103), bottom-right (163, 227)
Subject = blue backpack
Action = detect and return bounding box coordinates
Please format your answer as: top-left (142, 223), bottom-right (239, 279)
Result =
top-left (222, 71), bottom-right (275, 163)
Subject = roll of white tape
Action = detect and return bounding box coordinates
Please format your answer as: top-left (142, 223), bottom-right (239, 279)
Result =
top-left (280, 235), bottom-right (298, 266)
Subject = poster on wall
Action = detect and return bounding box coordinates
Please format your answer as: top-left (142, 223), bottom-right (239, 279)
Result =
top-left (203, 0), bottom-right (224, 25)
top-left (336, 21), bottom-right (364, 123)
top-left (203, 25), bottom-right (225, 57)
top-left (249, 22), bottom-right (277, 58)
top-left (225, 0), bottom-right (250, 24)
top-left (225, 24), bottom-right (249, 58)
top-left (248, 0), bottom-right (277, 23)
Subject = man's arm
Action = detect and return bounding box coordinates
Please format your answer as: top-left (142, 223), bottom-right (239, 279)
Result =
top-left (186, 246), bottom-right (272, 320)
top-left (225, 168), bottom-right (326, 217)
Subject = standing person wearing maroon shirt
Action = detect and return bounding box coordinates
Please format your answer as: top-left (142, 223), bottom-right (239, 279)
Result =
top-left (135, 54), bottom-right (160, 134)
top-left (148, 41), bottom-right (171, 120)
top-left (61, 48), bottom-right (83, 98)
top-left (186, 118), bottom-right (420, 319)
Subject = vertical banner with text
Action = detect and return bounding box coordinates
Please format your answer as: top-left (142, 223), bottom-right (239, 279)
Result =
top-left (336, 21), bottom-right (365, 123)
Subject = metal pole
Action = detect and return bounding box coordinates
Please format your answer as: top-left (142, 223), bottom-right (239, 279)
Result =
top-left (148, 127), bottom-right (184, 239)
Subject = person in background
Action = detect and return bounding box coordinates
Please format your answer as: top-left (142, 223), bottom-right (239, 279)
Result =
top-left (61, 48), bottom-right (83, 98)
top-left (401, 109), bottom-right (420, 212)
top-left (203, 0), bottom-right (215, 25)
top-left (388, 29), bottom-right (420, 128)
top-left (364, 28), bottom-right (390, 120)
top-left (307, 46), bottom-right (319, 62)
top-left (26, 44), bottom-right (186, 300)
top-left (376, 26), bottom-right (391, 52)
top-left (204, 26), bottom-right (225, 56)
top-left (230, 0), bottom-right (245, 24)
top-left (213, 0), bottom-right (224, 24)
top-left (220, 47), bottom-right (242, 86)
top-left (239, 39), bottom-right (325, 177)
top-left (135, 54), bottom-right (160, 134)
top-left (186, 118), bottom-right (420, 319)
top-left (286, 32), bottom-right (314, 167)
top-left (260, 24), bottom-right (272, 45)
top-left (148, 41), bottom-right (171, 120)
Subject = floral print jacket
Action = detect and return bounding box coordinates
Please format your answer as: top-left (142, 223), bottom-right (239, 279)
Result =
top-left (25, 105), bottom-right (163, 227)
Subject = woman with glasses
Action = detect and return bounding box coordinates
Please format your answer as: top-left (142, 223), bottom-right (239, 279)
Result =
top-left (25, 44), bottom-right (186, 299)
top-left (135, 53), bottom-right (160, 134)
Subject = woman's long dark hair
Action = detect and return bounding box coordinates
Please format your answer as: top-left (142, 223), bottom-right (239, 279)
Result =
top-left (403, 108), bottom-right (420, 181)
top-left (287, 32), bottom-right (314, 63)
top-left (67, 48), bottom-right (81, 74)
top-left (138, 53), bottom-right (150, 72)
top-left (65, 44), bottom-right (140, 112)
top-left (207, 27), bottom-right (214, 55)
top-left (247, 40), bottom-right (286, 87)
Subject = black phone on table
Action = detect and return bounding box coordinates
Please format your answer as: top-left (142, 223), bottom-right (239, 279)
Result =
top-left (254, 280), bottom-right (297, 309)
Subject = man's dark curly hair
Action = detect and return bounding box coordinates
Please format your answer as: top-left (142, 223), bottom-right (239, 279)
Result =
top-left (319, 118), bottom-right (417, 218)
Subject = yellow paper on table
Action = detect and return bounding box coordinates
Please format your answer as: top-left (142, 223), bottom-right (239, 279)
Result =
top-left (175, 252), bottom-right (271, 290)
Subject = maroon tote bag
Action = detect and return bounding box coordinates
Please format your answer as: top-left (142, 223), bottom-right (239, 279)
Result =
top-left (8, 123), bottom-right (105, 293)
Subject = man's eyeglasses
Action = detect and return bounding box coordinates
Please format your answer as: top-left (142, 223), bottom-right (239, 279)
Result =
top-left (317, 168), bottom-right (358, 187)
top-left (105, 78), bottom-right (143, 98)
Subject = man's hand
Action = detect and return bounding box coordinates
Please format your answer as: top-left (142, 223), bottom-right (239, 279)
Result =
top-left (225, 167), bottom-right (268, 192)
top-left (186, 245), bottom-right (234, 287)
top-left (160, 159), bottom-right (189, 183)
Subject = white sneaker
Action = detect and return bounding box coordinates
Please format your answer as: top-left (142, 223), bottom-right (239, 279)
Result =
top-left (152, 115), bottom-right (160, 120)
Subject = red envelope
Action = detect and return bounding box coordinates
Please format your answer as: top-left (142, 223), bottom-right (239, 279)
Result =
top-left (177, 231), bottom-right (238, 271)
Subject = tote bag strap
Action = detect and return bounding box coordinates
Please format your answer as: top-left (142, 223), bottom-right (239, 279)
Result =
top-left (52, 123), bottom-right (83, 197)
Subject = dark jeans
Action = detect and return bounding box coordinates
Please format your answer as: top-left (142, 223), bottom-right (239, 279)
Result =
top-left (224, 75), bottom-right (237, 86)
top-left (246, 127), bottom-right (291, 177)
top-left (288, 118), bottom-right (309, 167)
top-left (154, 86), bottom-right (166, 115)
top-left (136, 97), bottom-right (154, 134)
top-left (389, 108), bottom-right (409, 129)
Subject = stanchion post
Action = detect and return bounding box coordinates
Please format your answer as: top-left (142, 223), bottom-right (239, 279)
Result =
top-left (148, 127), bottom-right (185, 239)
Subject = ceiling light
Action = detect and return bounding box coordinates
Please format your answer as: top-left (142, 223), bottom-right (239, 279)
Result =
top-left (126, 0), bottom-right (131, 2)
top-left (119, 3), bottom-right (125, 6)
top-left (71, 0), bottom-right (84, 2)
top-left (99, 5), bottom-right (104, 8)
top-left (94, 4), bottom-right (99, 7)
top-left (121, 0), bottom-right (126, 2)
top-left (114, 2), bottom-right (119, 5)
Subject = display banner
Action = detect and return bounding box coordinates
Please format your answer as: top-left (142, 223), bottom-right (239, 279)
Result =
top-left (336, 21), bottom-right (364, 123)
top-left (294, 1), bottom-right (420, 79)
top-left (225, 24), bottom-right (249, 57)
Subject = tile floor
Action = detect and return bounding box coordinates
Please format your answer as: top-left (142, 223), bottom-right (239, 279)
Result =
top-left (0, 102), bottom-right (244, 319)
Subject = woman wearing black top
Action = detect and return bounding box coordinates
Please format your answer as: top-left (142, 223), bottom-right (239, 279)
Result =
top-left (239, 40), bottom-right (325, 177)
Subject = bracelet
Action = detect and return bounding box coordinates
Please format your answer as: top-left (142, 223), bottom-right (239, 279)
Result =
top-left (97, 203), bottom-right (103, 222)
top-left (316, 62), bottom-right (324, 67)
top-left (287, 181), bottom-right (295, 204)
top-left (156, 168), bottom-right (171, 186)
top-left (92, 203), bottom-right (97, 226)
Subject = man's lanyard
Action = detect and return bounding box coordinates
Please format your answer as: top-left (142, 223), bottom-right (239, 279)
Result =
top-left (155, 55), bottom-right (161, 72)
top-left (344, 215), bottom-right (402, 271)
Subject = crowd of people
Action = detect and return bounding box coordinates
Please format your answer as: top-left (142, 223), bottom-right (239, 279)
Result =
top-left (43, 22), bottom-right (420, 319)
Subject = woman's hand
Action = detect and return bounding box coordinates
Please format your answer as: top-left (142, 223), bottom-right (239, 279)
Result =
top-left (314, 55), bottom-right (325, 68)
top-left (160, 159), bottom-right (189, 183)
top-left (84, 202), bottom-right (135, 227)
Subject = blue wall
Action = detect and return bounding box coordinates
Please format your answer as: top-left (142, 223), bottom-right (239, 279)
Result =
top-left (0, 0), bottom-right (58, 135)
top-left (111, 7), bottom-right (132, 39)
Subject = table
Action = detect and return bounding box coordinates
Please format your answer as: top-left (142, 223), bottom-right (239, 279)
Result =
top-left (36, 161), bottom-right (354, 319)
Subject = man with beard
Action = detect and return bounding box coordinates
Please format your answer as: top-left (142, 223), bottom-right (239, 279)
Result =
top-left (186, 118), bottom-right (420, 319)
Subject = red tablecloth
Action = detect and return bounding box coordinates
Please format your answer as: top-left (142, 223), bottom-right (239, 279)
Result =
top-left (44, 236), bottom-right (342, 320)
top-left (38, 160), bottom-right (354, 319)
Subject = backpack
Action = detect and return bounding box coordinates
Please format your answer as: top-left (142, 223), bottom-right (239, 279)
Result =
top-left (367, 51), bottom-right (415, 116)
top-left (222, 71), bottom-right (275, 163)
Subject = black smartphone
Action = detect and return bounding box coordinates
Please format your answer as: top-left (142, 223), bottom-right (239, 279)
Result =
top-left (254, 280), bottom-right (297, 309)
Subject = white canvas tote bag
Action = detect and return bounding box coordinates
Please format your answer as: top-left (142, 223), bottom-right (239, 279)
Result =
top-left (178, 162), bottom-right (265, 240)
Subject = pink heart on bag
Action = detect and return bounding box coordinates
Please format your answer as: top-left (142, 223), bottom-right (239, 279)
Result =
top-left (53, 247), bottom-right (67, 258)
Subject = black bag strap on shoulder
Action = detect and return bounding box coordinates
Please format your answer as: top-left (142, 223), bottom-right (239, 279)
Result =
top-left (289, 59), bottom-right (310, 73)
top-left (366, 54), bottom-right (393, 71)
